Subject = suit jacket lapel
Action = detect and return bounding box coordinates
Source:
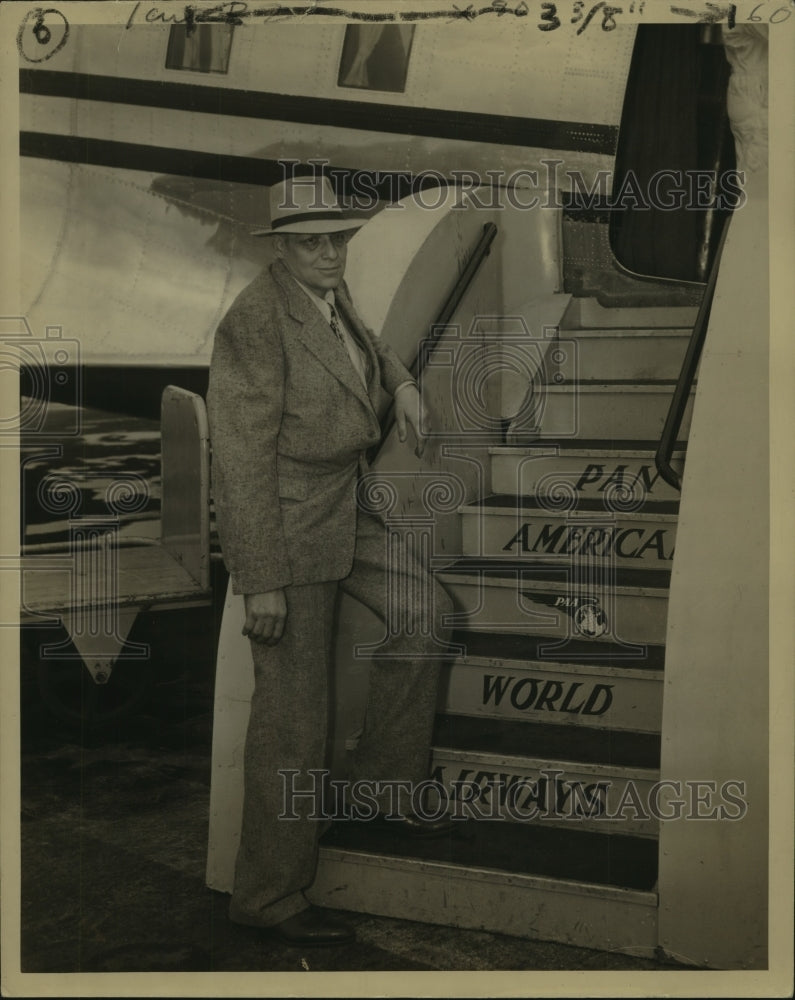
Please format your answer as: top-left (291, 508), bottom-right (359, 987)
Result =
top-left (272, 261), bottom-right (375, 412)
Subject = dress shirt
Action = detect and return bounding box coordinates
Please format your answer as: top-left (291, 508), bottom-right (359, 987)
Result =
top-left (293, 280), bottom-right (370, 389)
top-left (293, 278), bottom-right (415, 398)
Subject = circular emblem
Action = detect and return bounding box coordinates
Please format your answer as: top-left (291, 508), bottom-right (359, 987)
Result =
top-left (574, 603), bottom-right (608, 638)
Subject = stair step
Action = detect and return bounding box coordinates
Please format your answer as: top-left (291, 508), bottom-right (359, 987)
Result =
top-left (439, 558), bottom-right (670, 645)
top-left (509, 438), bottom-right (688, 450)
top-left (440, 631), bottom-right (663, 733)
top-left (563, 297), bottom-right (699, 330)
top-left (460, 495), bottom-right (678, 568)
top-left (550, 327), bottom-right (691, 381)
top-left (319, 817), bottom-right (658, 886)
top-left (429, 746), bottom-right (659, 836)
top-left (530, 382), bottom-right (693, 441)
top-left (446, 629), bottom-right (666, 668)
top-left (434, 713), bottom-right (660, 768)
top-left (489, 444), bottom-right (685, 502)
top-left (310, 821), bottom-right (658, 953)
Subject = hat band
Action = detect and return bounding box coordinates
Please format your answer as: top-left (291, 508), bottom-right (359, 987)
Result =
top-left (271, 210), bottom-right (345, 230)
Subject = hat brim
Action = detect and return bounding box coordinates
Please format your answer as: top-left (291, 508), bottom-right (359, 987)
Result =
top-left (252, 217), bottom-right (368, 237)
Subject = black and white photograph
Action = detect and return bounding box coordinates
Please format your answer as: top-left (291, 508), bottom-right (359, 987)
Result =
top-left (1, 1), bottom-right (793, 995)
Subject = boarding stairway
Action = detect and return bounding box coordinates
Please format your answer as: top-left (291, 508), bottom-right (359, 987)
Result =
top-left (310, 294), bottom-right (699, 956)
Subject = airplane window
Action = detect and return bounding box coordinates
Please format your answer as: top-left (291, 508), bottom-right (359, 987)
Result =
top-left (166, 24), bottom-right (234, 74)
top-left (338, 25), bottom-right (415, 92)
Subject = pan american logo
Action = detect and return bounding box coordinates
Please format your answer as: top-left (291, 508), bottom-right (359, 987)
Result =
top-left (574, 600), bottom-right (608, 638)
top-left (529, 593), bottom-right (609, 639)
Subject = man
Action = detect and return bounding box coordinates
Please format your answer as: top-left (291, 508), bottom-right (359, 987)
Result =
top-left (206, 175), bottom-right (454, 947)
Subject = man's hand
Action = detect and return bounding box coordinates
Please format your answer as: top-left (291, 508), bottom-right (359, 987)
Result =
top-left (394, 382), bottom-right (429, 458)
top-left (243, 589), bottom-right (287, 646)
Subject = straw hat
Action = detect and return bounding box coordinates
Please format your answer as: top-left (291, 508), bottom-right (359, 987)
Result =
top-left (252, 175), bottom-right (367, 236)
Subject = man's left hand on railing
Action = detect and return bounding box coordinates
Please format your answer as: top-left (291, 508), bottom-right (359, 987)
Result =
top-left (393, 381), bottom-right (429, 459)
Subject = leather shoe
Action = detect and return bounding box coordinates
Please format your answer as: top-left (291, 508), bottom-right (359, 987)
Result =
top-left (266, 906), bottom-right (355, 947)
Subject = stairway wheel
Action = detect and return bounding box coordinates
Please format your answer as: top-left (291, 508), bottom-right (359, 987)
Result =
top-left (26, 631), bottom-right (155, 730)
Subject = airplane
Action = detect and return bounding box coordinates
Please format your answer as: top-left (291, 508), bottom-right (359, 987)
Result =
top-left (18, 11), bottom-right (736, 412)
top-left (12, 5), bottom-right (774, 973)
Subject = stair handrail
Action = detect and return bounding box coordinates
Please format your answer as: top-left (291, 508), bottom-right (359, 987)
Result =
top-left (654, 217), bottom-right (732, 491)
top-left (372, 221), bottom-right (498, 454)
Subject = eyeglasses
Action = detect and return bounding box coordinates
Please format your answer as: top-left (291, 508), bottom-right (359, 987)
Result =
top-left (293, 232), bottom-right (350, 253)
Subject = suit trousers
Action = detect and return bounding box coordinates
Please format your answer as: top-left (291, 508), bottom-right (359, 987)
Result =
top-left (229, 509), bottom-right (454, 927)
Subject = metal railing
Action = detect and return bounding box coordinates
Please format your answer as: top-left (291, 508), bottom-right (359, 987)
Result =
top-left (654, 216), bottom-right (732, 491)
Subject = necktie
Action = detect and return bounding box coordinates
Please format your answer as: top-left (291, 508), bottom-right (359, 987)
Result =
top-left (328, 303), bottom-right (344, 343)
top-left (329, 300), bottom-right (372, 387)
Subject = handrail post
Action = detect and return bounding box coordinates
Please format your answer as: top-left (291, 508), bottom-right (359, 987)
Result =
top-left (655, 217), bottom-right (732, 491)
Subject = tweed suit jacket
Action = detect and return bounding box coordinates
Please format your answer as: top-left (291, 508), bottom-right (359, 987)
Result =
top-left (206, 259), bottom-right (412, 596)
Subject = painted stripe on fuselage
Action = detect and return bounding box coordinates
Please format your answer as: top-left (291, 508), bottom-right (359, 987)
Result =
top-left (19, 69), bottom-right (619, 155)
top-left (19, 132), bottom-right (432, 196)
